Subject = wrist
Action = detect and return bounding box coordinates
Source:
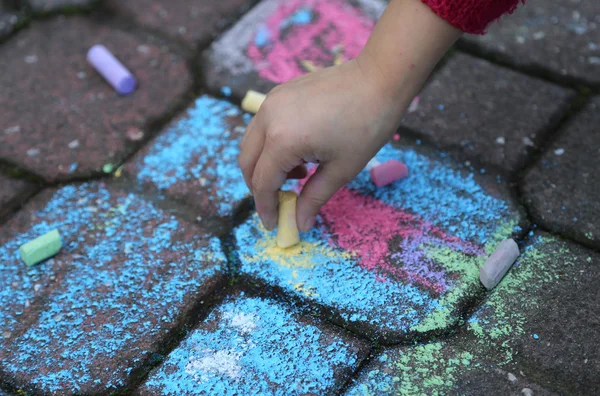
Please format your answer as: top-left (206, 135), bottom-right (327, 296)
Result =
top-left (357, 0), bottom-right (461, 105)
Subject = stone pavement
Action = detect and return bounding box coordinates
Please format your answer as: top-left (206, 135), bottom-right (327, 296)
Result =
top-left (0, 0), bottom-right (598, 394)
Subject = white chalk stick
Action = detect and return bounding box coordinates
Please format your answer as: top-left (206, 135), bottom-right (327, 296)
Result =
top-left (480, 239), bottom-right (520, 290)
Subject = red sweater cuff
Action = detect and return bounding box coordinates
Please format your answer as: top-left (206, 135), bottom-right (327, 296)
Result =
top-left (421, 0), bottom-right (524, 34)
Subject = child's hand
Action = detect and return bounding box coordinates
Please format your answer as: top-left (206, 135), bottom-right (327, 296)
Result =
top-left (239, 58), bottom-right (408, 232)
top-left (239, 0), bottom-right (461, 232)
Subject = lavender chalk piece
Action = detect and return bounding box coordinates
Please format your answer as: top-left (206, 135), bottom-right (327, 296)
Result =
top-left (480, 239), bottom-right (520, 290)
top-left (87, 44), bottom-right (137, 95)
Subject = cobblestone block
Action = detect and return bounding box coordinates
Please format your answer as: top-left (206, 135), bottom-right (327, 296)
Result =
top-left (0, 173), bottom-right (35, 221)
top-left (124, 95), bottom-right (251, 220)
top-left (523, 97), bottom-right (600, 250)
top-left (139, 290), bottom-right (368, 395)
top-left (203, 0), bottom-right (385, 99)
top-left (347, 233), bottom-right (600, 395)
top-left (0, 16), bottom-right (193, 183)
top-left (234, 137), bottom-right (526, 344)
top-left (0, 182), bottom-right (227, 394)
top-left (461, 0), bottom-right (600, 86)
top-left (401, 53), bottom-right (574, 174)
top-left (107, 0), bottom-right (258, 48)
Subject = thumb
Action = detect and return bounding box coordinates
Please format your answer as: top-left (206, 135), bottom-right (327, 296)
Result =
top-left (296, 163), bottom-right (353, 232)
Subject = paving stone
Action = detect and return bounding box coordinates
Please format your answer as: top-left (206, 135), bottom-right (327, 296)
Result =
top-left (124, 95), bottom-right (301, 221)
top-left (461, 0), bottom-right (600, 86)
top-left (234, 137), bottom-right (527, 344)
top-left (0, 0), bottom-right (27, 41)
top-left (203, 0), bottom-right (385, 99)
top-left (139, 290), bottom-right (368, 395)
top-left (26, 0), bottom-right (99, 14)
top-left (0, 173), bottom-right (35, 221)
top-left (523, 97), bottom-right (600, 250)
top-left (0, 182), bottom-right (227, 394)
top-left (400, 53), bottom-right (574, 174)
top-left (346, 233), bottom-right (600, 395)
top-left (0, 16), bottom-right (193, 183)
top-left (107, 0), bottom-right (259, 48)
top-left (124, 95), bottom-right (251, 220)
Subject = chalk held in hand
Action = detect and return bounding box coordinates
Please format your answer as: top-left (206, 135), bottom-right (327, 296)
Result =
top-left (87, 44), bottom-right (137, 95)
top-left (480, 239), bottom-right (520, 290)
top-left (242, 90), bottom-right (266, 114)
top-left (277, 191), bottom-right (300, 249)
top-left (19, 229), bottom-right (62, 267)
top-left (370, 160), bottom-right (408, 187)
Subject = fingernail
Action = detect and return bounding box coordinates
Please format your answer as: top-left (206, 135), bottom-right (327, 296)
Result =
top-left (301, 216), bottom-right (315, 232)
top-left (260, 215), bottom-right (276, 231)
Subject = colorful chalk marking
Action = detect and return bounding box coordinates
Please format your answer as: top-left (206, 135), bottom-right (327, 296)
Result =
top-left (0, 183), bottom-right (226, 393)
top-left (347, 234), bottom-right (589, 395)
top-left (209, 0), bottom-right (385, 84)
top-left (141, 294), bottom-right (366, 395)
top-left (235, 143), bottom-right (523, 342)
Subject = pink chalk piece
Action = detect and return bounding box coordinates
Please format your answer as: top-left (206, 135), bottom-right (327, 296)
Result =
top-left (87, 44), bottom-right (137, 95)
top-left (393, 134), bottom-right (400, 141)
top-left (370, 160), bottom-right (408, 187)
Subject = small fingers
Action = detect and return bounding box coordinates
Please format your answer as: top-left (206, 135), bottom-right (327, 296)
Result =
top-left (238, 115), bottom-right (266, 192)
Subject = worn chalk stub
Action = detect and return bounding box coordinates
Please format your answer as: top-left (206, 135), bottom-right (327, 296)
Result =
top-left (480, 239), bottom-right (520, 289)
top-left (87, 44), bottom-right (137, 95)
top-left (277, 191), bottom-right (299, 249)
top-left (241, 90), bottom-right (266, 114)
top-left (19, 229), bottom-right (62, 266)
top-left (370, 160), bottom-right (409, 187)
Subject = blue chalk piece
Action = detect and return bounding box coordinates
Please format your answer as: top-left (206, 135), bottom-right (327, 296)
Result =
top-left (87, 45), bottom-right (136, 96)
top-left (533, 334), bottom-right (539, 339)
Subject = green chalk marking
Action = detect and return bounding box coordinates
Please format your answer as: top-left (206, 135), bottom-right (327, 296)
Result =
top-left (19, 229), bottom-right (62, 266)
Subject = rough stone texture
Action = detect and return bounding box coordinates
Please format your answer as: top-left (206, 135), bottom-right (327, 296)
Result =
top-left (0, 173), bottom-right (35, 221)
top-left (27, 0), bottom-right (99, 14)
top-left (107, 0), bottom-right (259, 48)
top-left (0, 0), bottom-right (26, 41)
top-left (0, 182), bottom-right (227, 394)
top-left (139, 290), bottom-right (368, 395)
top-left (124, 95), bottom-right (260, 221)
top-left (203, 0), bottom-right (385, 100)
top-left (235, 136), bottom-right (527, 344)
top-left (523, 97), bottom-right (600, 250)
top-left (461, 0), bottom-right (600, 86)
top-left (0, 16), bottom-right (193, 183)
top-left (400, 53), bottom-right (574, 174)
top-left (347, 233), bottom-right (600, 395)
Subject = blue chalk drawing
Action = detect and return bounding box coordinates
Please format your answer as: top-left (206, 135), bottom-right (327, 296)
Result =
top-left (143, 295), bottom-right (362, 395)
top-left (0, 183), bottom-right (225, 393)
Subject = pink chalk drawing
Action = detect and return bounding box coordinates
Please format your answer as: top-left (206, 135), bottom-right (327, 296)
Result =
top-left (292, 166), bottom-right (483, 295)
top-left (247, 0), bottom-right (376, 83)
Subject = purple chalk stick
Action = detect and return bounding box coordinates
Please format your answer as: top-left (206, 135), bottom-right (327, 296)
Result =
top-left (87, 44), bottom-right (136, 95)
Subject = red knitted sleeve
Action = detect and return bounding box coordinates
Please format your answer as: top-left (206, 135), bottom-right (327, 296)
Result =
top-left (421, 0), bottom-right (524, 34)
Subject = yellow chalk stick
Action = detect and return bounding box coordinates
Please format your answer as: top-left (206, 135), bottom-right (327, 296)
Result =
top-left (277, 191), bottom-right (300, 249)
top-left (241, 90), bottom-right (266, 114)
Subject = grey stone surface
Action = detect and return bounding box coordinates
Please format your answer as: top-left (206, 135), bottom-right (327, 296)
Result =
top-left (523, 97), bottom-right (600, 250)
top-left (107, 0), bottom-right (258, 48)
top-left (401, 53), bottom-right (574, 174)
top-left (461, 0), bottom-right (600, 86)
